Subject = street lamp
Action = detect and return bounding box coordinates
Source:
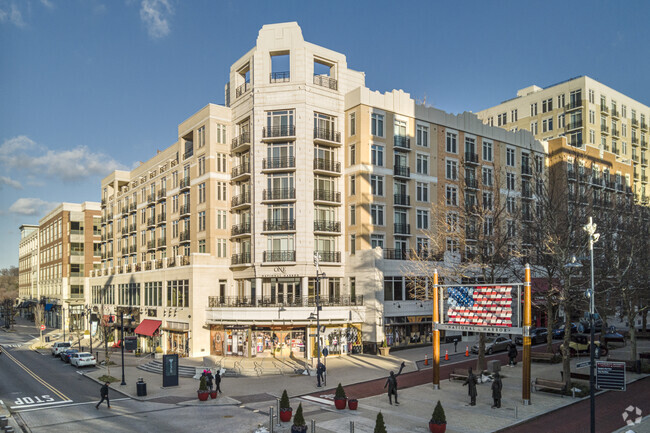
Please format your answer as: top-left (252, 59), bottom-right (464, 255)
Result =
top-left (312, 252), bottom-right (326, 386)
top-left (120, 311), bottom-right (126, 386)
top-left (583, 217), bottom-right (600, 433)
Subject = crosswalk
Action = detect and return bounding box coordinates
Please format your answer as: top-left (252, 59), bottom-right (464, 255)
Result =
top-left (2, 344), bottom-right (24, 348)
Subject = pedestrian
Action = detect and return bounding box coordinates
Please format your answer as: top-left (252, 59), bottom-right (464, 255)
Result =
top-left (507, 342), bottom-right (518, 367)
top-left (214, 370), bottom-right (222, 394)
top-left (383, 361), bottom-right (406, 405)
top-left (491, 372), bottom-right (502, 408)
top-left (95, 382), bottom-right (111, 409)
top-left (454, 339), bottom-right (458, 353)
top-left (316, 361), bottom-right (326, 387)
top-left (206, 370), bottom-right (214, 392)
top-left (463, 368), bottom-right (478, 406)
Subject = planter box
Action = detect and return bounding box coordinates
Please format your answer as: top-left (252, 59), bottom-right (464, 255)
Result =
top-left (334, 398), bottom-right (347, 410)
top-left (279, 408), bottom-right (293, 422)
top-left (348, 399), bottom-right (358, 410)
top-left (379, 347), bottom-right (390, 356)
top-left (210, 391), bottom-right (217, 399)
top-left (429, 422), bottom-right (446, 433)
top-left (197, 391), bottom-right (209, 401)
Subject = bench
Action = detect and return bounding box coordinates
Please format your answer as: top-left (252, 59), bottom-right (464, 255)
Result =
top-left (533, 378), bottom-right (566, 395)
top-left (449, 368), bottom-right (485, 383)
top-left (607, 357), bottom-right (641, 373)
top-left (531, 352), bottom-right (556, 363)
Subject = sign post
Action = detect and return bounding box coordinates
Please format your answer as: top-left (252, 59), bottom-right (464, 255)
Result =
top-left (432, 269), bottom-right (440, 389)
top-left (162, 353), bottom-right (179, 387)
top-left (40, 324), bottom-right (45, 344)
top-left (595, 361), bottom-right (626, 391)
top-left (522, 264), bottom-right (532, 405)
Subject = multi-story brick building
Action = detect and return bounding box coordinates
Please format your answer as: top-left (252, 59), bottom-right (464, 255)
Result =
top-left (17, 224), bottom-right (39, 318)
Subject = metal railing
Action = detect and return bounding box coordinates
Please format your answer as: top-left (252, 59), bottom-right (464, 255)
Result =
top-left (263, 219), bottom-right (295, 231)
top-left (315, 251), bottom-right (341, 263)
top-left (264, 156), bottom-right (295, 170)
top-left (566, 120), bottom-right (583, 130)
top-left (231, 252), bottom-right (251, 265)
top-left (314, 189), bottom-right (341, 202)
top-left (232, 162), bottom-right (251, 178)
top-left (263, 125), bottom-right (296, 138)
top-left (208, 295), bottom-right (362, 308)
top-left (180, 177), bottom-right (191, 189)
top-left (314, 220), bottom-right (341, 232)
top-left (394, 135), bottom-right (410, 150)
top-left (147, 240), bottom-right (156, 250)
top-left (313, 75), bottom-right (338, 90)
top-left (394, 194), bottom-right (410, 206)
top-left (393, 165), bottom-right (410, 177)
top-left (567, 100), bottom-right (582, 110)
top-left (313, 158), bottom-right (341, 172)
top-left (394, 223), bottom-right (411, 234)
top-left (157, 213), bottom-right (166, 223)
top-left (314, 127), bottom-right (341, 143)
top-left (157, 238), bottom-right (166, 247)
top-left (180, 204), bottom-right (190, 215)
top-left (263, 250), bottom-right (296, 262)
top-left (232, 192), bottom-right (251, 207)
top-left (231, 132), bottom-right (251, 150)
top-left (180, 230), bottom-right (190, 242)
top-left (231, 222), bottom-right (252, 235)
top-left (465, 178), bottom-right (478, 189)
top-left (270, 71), bottom-right (290, 83)
top-left (235, 81), bottom-right (250, 97)
top-left (465, 152), bottom-right (479, 164)
top-left (264, 188), bottom-right (296, 200)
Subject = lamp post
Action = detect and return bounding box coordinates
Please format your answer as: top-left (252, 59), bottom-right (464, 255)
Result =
top-left (85, 305), bottom-right (93, 356)
top-left (312, 252), bottom-right (326, 386)
top-left (583, 217), bottom-right (599, 433)
top-left (120, 311), bottom-right (126, 386)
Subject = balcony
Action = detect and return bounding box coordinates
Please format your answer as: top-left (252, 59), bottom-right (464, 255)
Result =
top-left (521, 187), bottom-right (533, 199)
top-left (612, 145), bottom-right (619, 155)
top-left (314, 189), bottom-right (341, 203)
top-left (157, 189), bottom-right (166, 201)
top-left (130, 202), bottom-right (137, 212)
top-left (263, 219), bottom-right (295, 232)
top-left (157, 237), bottom-right (166, 248)
top-left (600, 105), bottom-right (609, 114)
top-left (642, 140), bottom-right (648, 149)
top-left (642, 176), bottom-right (648, 183)
top-left (129, 245), bottom-right (137, 253)
top-left (157, 213), bottom-right (166, 224)
top-left (383, 248), bottom-right (411, 260)
top-left (591, 176), bottom-right (603, 188)
top-left (144, 262), bottom-right (152, 271)
top-left (231, 162), bottom-right (251, 179)
top-left (313, 158), bottom-right (341, 174)
top-left (231, 222), bottom-right (252, 236)
top-left (121, 247), bottom-right (128, 255)
top-left (120, 206), bottom-right (128, 214)
top-left (632, 118), bottom-right (639, 127)
top-left (313, 74), bottom-right (338, 90)
top-left (642, 122), bottom-right (648, 131)
top-left (521, 165), bottom-right (533, 176)
top-left (263, 156), bottom-right (296, 171)
top-left (611, 109), bottom-right (620, 118)
top-left (207, 295), bottom-right (363, 309)
top-left (147, 240), bottom-right (156, 250)
top-left (180, 177), bottom-right (191, 191)
top-left (107, 231), bottom-right (113, 238)
top-left (568, 137), bottom-right (583, 147)
top-left (314, 220), bottom-right (341, 233)
top-left (394, 194), bottom-right (410, 207)
top-left (270, 71), bottom-right (290, 83)
top-left (147, 194), bottom-right (155, 205)
top-left (464, 178), bottom-right (478, 189)
top-left (263, 250), bottom-right (296, 262)
top-left (231, 132), bottom-right (251, 152)
top-left (314, 127), bottom-right (341, 145)
top-left (263, 188), bottom-right (296, 201)
top-left (121, 227), bottom-right (128, 235)
top-left (129, 223), bottom-right (136, 233)
top-left (180, 203), bottom-right (190, 216)
top-left (465, 152), bottom-right (479, 165)
top-left (633, 155), bottom-right (640, 163)
top-left (316, 251), bottom-right (341, 263)
top-left (566, 100), bottom-right (582, 111)
top-left (147, 217), bottom-right (155, 227)
top-left (180, 230), bottom-right (190, 242)
top-left (394, 223), bottom-right (411, 235)
top-left (235, 81), bottom-right (250, 98)
top-left (231, 192), bottom-right (251, 208)
top-left (263, 125), bottom-right (296, 140)
top-left (231, 252), bottom-right (251, 266)
top-left (601, 125), bottom-right (609, 134)
top-left (612, 128), bottom-right (620, 137)
top-left (633, 137), bottom-right (639, 146)
top-left (393, 164), bottom-right (410, 178)
top-left (642, 157), bottom-right (648, 166)
top-left (393, 135), bottom-right (410, 150)
top-left (566, 120), bottom-right (583, 131)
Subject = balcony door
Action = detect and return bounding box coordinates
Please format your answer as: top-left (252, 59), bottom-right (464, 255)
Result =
top-left (394, 152), bottom-right (407, 168)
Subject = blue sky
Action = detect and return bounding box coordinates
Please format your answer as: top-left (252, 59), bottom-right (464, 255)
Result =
top-left (1, 0), bottom-right (649, 269)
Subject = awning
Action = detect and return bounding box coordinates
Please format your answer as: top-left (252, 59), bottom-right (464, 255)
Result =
top-left (45, 304), bottom-right (53, 311)
top-left (134, 319), bottom-right (162, 337)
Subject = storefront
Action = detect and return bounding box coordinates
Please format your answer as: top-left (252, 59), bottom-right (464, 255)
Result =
top-left (134, 319), bottom-right (162, 353)
top-left (309, 324), bottom-right (363, 357)
top-left (384, 316), bottom-right (432, 348)
top-left (210, 325), bottom-right (306, 358)
top-left (165, 320), bottom-right (190, 357)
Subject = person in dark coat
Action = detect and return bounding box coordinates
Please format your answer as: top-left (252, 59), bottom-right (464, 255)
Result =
top-left (214, 370), bottom-right (222, 394)
top-left (316, 361), bottom-right (326, 387)
top-left (95, 382), bottom-right (111, 409)
top-left (463, 368), bottom-right (478, 406)
top-left (491, 372), bottom-right (502, 408)
top-left (383, 361), bottom-right (406, 405)
top-left (206, 370), bottom-right (214, 392)
top-left (507, 343), bottom-right (518, 367)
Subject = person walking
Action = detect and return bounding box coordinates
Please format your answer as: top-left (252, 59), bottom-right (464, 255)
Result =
top-left (383, 361), bottom-right (406, 405)
top-left (491, 372), bottom-right (502, 408)
top-left (463, 368), bottom-right (478, 406)
top-left (507, 342), bottom-right (518, 367)
top-left (206, 370), bottom-right (214, 392)
top-left (316, 361), bottom-right (326, 387)
top-left (214, 370), bottom-right (222, 394)
top-left (95, 382), bottom-right (111, 409)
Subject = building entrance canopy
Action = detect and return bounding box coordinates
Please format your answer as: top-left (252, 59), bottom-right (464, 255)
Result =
top-left (134, 319), bottom-right (162, 337)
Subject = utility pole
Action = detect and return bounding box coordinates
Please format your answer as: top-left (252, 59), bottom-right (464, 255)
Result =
top-left (584, 217), bottom-right (599, 433)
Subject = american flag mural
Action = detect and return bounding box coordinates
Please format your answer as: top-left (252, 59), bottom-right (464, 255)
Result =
top-left (447, 286), bottom-right (514, 327)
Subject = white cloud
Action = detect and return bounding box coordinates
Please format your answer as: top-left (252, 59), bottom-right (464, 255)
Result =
top-left (0, 2), bottom-right (26, 27)
top-left (139, 0), bottom-right (173, 39)
top-left (0, 135), bottom-right (127, 182)
top-left (9, 198), bottom-right (57, 216)
top-left (40, 0), bottom-right (54, 9)
top-left (0, 176), bottom-right (22, 189)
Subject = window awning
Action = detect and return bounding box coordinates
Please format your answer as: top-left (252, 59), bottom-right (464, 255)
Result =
top-left (134, 319), bottom-right (162, 337)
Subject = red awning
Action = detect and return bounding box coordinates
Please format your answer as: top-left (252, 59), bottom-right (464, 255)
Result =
top-left (134, 319), bottom-right (162, 337)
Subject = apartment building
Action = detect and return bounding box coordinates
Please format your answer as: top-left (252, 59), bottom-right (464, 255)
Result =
top-left (17, 224), bottom-right (39, 318)
top-left (477, 76), bottom-right (646, 204)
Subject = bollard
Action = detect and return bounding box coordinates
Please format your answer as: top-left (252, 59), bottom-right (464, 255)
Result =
top-left (276, 398), bottom-right (281, 426)
top-left (310, 419), bottom-right (316, 433)
top-left (5, 427), bottom-right (15, 433)
top-left (515, 406), bottom-right (518, 419)
top-left (0, 416), bottom-right (7, 428)
top-left (349, 420), bottom-right (355, 433)
top-left (269, 406), bottom-right (274, 433)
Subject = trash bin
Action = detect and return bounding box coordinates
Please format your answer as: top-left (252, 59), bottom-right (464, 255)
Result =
top-left (0, 415), bottom-right (8, 427)
top-left (136, 378), bottom-right (147, 397)
top-left (45, 336), bottom-right (50, 343)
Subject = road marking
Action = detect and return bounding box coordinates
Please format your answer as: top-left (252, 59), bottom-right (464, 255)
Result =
top-left (14, 398), bottom-right (130, 413)
top-left (1, 348), bottom-right (70, 401)
top-left (11, 400), bottom-right (72, 410)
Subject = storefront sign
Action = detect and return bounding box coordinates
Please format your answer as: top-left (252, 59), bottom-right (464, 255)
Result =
top-left (436, 323), bottom-right (523, 335)
top-left (162, 354), bottom-right (179, 387)
top-left (596, 361), bottom-right (626, 391)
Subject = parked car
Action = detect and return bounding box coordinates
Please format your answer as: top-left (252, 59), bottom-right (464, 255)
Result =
top-left (601, 326), bottom-right (625, 347)
top-left (51, 342), bottom-right (71, 357)
top-left (60, 349), bottom-right (79, 363)
top-left (552, 323), bottom-right (578, 339)
top-left (471, 336), bottom-right (512, 355)
top-left (70, 352), bottom-right (96, 368)
top-left (561, 333), bottom-right (607, 357)
top-left (515, 327), bottom-right (549, 345)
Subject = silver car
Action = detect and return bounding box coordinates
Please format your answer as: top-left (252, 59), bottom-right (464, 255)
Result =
top-left (471, 336), bottom-right (512, 355)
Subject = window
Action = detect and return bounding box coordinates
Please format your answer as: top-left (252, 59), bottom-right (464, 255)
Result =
top-left (589, 110), bottom-right (595, 124)
top-left (370, 175), bottom-right (384, 196)
top-left (416, 154), bottom-right (429, 174)
top-left (446, 132), bottom-right (457, 153)
top-left (198, 211), bottom-right (205, 231)
top-left (349, 112), bottom-right (356, 136)
top-left (371, 234), bottom-right (384, 249)
top-left (216, 182), bottom-right (227, 201)
top-left (216, 239), bottom-right (226, 257)
top-left (622, 105), bottom-right (627, 118)
top-left (416, 182), bottom-right (429, 202)
top-left (542, 98), bottom-right (553, 113)
top-left (216, 153), bottom-right (227, 172)
top-left (371, 113), bottom-right (384, 137)
top-left (506, 197), bottom-right (516, 214)
top-left (530, 121), bottom-right (538, 135)
top-left (350, 175), bottom-right (356, 195)
top-left (497, 112), bottom-right (507, 126)
top-left (482, 140), bottom-right (493, 161)
top-left (198, 239), bottom-right (206, 253)
top-left (350, 234), bottom-right (356, 255)
top-left (172, 220), bottom-right (178, 238)
top-left (416, 209), bottom-right (429, 230)
top-left (198, 183), bottom-right (206, 203)
top-left (394, 119), bottom-right (406, 140)
top-left (446, 212), bottom-right (458, 232)
top-left (371, 144), bottom-right (384, 166)
top-left (483, 216), bottom-right (493, 236)
top-left (350, 205), bottom-right (356, 225)
top-left (510, 109), bottom-right (518, 122)
top-left (416, 124), bottom-right (429, 147)
top-left (530, 103), bottom-right (538, 116)
top-left (482, 166), bottom-right (493, 186)
top-left (167, 280), bottom-right (189, 308)
top-left (350, 144), bottom-right (356, 165)
top-left (446, 159), bottom-right (457, 180)
top-left (570, 89), bottom-right (582, 107)
top-left (446, 238), bottom-right (459, 254)
top-left (558, 93), bottom-right (566, 107)
top-left (589, 129), bottom-right (595, 144)
top-left (446, 185), bottom-right (458, 206)
top-left (216, 210), bottom-right (227, 229)
top-left (216, 124), bottom-right (227, 144)
top-left (588, 89), bottom-right (594, 104)
top-left (198, 155), bottom-right (206, 175)
top-left (506, 172), bottom-right (516, 190)
top-left (370, 204), bottom-right (385, 225)
top-left (506, 147), bottom-right (516, 167)
top-left (558, 113), bottom-right (565, 129)
top-left (482, 191), bottom-right (493, 210)
top-left (542, 117), bottom-right (553, 132)
top-left (622, 124), bottom-right (627, 137)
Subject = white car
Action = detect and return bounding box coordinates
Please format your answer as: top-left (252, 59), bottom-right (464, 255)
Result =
top-left (51, 342), bottom-right (71, 357)
top-left (70, 352), bottom-right (96, 368)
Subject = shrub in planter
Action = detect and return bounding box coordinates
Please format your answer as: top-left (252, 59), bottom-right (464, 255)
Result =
top-left (429, 400), bottom-right (446, 433)
top-left (291, 403), bottom-right (307, 433)
top-left (379, 340), bottom-right (390, 356)
top-left (197, 375), bottom-right (209, 401)
top-left (334, 383), bottom-right (347, 409)
top-left (210, 390), bottom-right (217, 399)
top-left (348, 398), bottom-right (358, 410)
top-left (374, 412), bottom-right (387, 433)
top-left (279, 389), bottom-right (293, 422)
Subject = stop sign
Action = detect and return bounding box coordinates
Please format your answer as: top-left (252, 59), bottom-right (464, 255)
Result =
top-left (40, 325), bottom-right (45, 331)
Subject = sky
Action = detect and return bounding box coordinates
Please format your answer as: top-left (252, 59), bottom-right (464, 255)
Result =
top-left (1, 0), bottom-right (649, 269)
